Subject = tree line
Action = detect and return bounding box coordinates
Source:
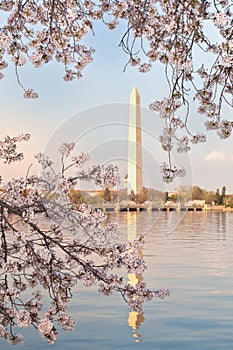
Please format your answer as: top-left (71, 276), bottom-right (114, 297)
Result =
top-left (70, 185), bottom-right (233, 207)
top-left (170, 185), bottom-right (232, 206)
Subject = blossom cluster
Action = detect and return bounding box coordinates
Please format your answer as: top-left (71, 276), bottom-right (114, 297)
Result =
top-left (161, 163), bottom-right (186, 183)
top-left (0, 135), bottom-right (169, 345)
top-left (0, 134), bottom-right (30, 164)
top-left (77, 164), bottom-right (120, 188)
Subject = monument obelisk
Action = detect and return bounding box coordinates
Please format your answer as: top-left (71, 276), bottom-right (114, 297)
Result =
top-left (127, 86), bottom-right (143, 195)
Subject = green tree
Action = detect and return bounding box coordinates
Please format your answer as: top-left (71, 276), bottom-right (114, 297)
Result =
top-left (170, 193), bottom-right (178, 202)
top-left (101, 188), bottom-right (111, 203)
top-left (191, 186), bottom-right (205, 200)
top-left (204, 191), bottom-right (217, 205)
top-left (222, 186), bottom-right (226, 197)
top-left (69, 189), bottom-right (84, 205)
top-left (225, 194), bottom-right (233, 208)
top-left (217, 186), bottom-right (227, 205)
top-left (164, 192), bottom-right (169, 203)
top-left (129, 190), bottom-right (135, 202)
top-left (216, 188), bottom-right (221, 205)
top-left (135, 188), bottom-right (149, 204)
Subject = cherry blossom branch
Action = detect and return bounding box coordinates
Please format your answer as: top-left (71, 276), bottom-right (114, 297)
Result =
top-left (0, 136), bottom-right (169, 345)
top-left (1, 1), bottom-right (233, 180)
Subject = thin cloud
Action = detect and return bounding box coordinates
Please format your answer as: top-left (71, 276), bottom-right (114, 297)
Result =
top-left (204, 150), bottom-right (233, 162)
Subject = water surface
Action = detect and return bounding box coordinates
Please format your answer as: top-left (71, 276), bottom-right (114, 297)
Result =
top-left (1, 211), bottom-right (233, 349)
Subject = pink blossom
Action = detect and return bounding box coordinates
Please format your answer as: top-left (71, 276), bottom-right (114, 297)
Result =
top-left (213, 13), bottom-right (229, 27)
top-left (38, 318), bottom-right (53, 335)
top-left (23, 89), bottom-right (39, 99)
top-left (16, 310), bottom-right (31, 328)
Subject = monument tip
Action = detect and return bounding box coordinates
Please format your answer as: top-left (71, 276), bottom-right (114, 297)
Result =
top-left (131, 85), bottom-right (139, 96)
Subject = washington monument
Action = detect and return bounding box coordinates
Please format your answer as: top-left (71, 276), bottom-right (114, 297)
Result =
top-left (127, 86), bottom-right (143, 195)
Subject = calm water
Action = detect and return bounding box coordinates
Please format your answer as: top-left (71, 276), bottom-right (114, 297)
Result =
top-left (1, 211), bottom-right (233, 349)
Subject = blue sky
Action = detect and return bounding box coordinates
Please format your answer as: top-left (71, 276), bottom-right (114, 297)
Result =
top-left (1, 21), bottom-right (233, 193)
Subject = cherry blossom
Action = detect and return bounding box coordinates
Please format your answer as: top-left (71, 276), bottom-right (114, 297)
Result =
top-left (161, 162), bottom-right (186, 183)
top-left (0, 134), bottom-right (169, 345)
top-left (0, 134), bottom-right (30, 164)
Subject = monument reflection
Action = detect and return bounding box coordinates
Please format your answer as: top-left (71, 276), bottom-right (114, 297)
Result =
top-left (126, 212), bottom-right (145, 342)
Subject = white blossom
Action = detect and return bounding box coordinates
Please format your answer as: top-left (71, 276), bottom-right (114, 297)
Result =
top-left (16, 310), bottom-right (31, 328)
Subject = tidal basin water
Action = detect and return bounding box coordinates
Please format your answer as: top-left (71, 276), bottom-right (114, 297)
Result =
top-left (1, 211), bottom-right (233, 350)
